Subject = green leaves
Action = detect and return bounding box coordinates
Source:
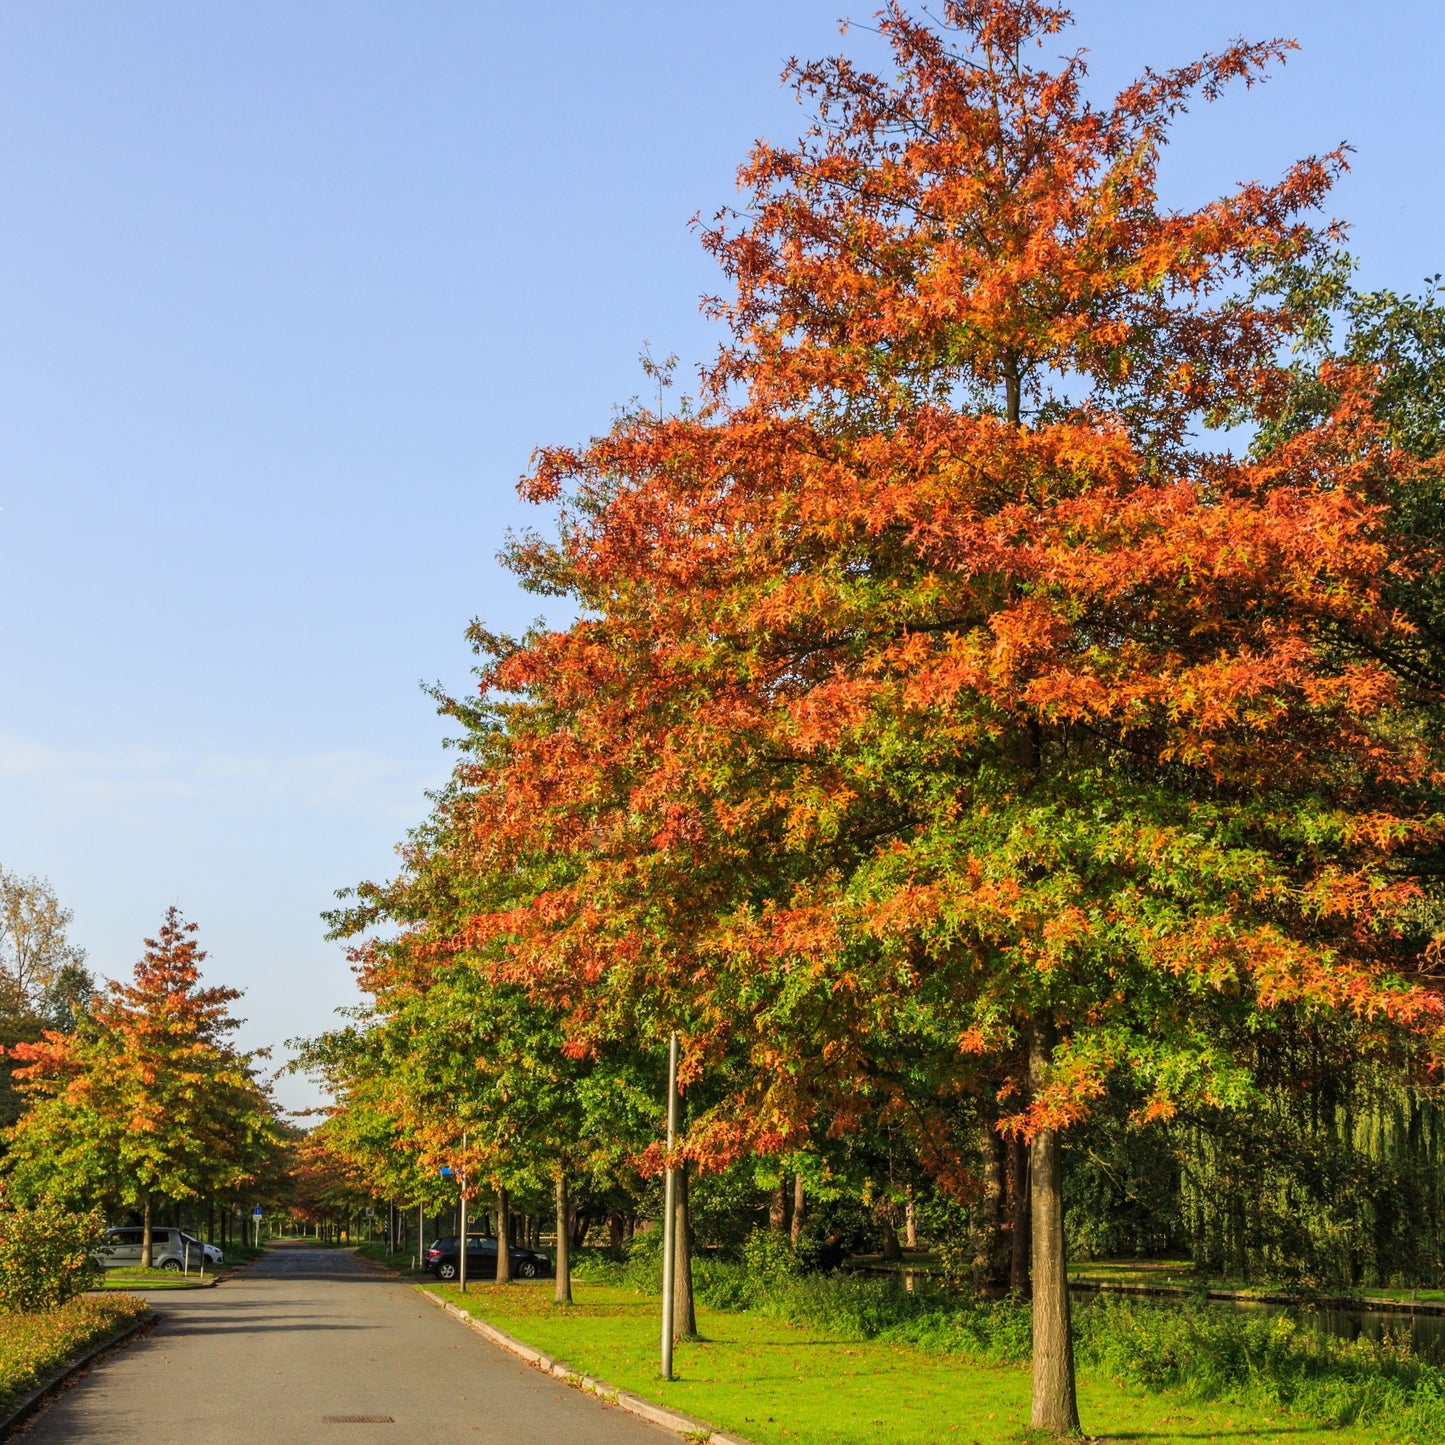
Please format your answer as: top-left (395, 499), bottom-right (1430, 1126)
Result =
top-left (4, 908), bottom-right (281, 1215)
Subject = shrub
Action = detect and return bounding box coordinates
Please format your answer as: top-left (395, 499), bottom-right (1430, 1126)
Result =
top-left (740, 1227), bottom-right (801, 1281)
top-left (0, 1294), bottom-right (148, 1411)
top-left (0, 1197), bottom-right (104, 1313)
top-left (1072, 1294), bottom-right (1445, 1436)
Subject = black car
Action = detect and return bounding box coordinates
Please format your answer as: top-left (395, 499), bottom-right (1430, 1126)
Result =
top-left (424, 1234), bottom-right (552, 1281)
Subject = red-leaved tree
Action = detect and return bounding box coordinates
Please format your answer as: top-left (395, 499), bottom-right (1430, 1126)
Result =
top-left (439, 3), bottom-right (1444, 1431)
top-left (7, 908), bottom-right (278, 1268)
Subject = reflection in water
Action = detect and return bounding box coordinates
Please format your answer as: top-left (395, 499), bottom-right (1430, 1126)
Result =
top-left (867, 1268), bottom-right (1445, 1364)
top-left (1221, 1295), bottom-right (1445, 1365)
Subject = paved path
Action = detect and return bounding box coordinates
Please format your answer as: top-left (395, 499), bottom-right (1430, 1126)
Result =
top-left (21, 1243), bottom-right (671, 1444)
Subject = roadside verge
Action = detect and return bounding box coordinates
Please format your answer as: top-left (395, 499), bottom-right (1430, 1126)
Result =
top-left (420, 1287), bottom-right (755, 1445)
top-left (0, 1309), bottom-right (154, 1440)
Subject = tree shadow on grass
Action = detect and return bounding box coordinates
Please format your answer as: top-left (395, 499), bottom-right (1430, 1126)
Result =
top-left (1091, 1430), bottom-right (1344, 1441)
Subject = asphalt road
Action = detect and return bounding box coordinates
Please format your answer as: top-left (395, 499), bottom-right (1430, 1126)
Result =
top-left (21, 1242), bottom-right (672, 1444)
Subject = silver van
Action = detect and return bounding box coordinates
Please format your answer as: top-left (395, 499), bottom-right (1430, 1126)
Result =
top-left (95, 1226), bottom-right (206, 1272)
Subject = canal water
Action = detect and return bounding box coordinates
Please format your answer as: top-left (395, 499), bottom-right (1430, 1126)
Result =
top-left (871, 1269), bottom-right (1445, 1363)
top-left (1201, 1294), bottom-right (1445, 1365)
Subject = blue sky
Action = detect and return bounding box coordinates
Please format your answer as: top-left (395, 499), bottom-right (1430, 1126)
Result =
top-left (3, 1), bottom-right (1441, 1112)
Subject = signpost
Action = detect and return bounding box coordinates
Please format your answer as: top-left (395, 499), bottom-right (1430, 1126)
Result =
top-left (439, 1159), bottom-right (467, 1292)
top-left (252, 1205), bottom-right (263, 1251)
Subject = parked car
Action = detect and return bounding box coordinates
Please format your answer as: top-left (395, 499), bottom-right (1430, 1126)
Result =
top-left (94, 1226), bottom-right (210, 1272)
top-left (181, 1231), bottom-right (224, 1267)
top-left (424, 1235), bottom-right (551, 1281)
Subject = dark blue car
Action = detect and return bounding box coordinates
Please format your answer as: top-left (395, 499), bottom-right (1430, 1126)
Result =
top-left (424, 1234), bottom-right (551, 1280)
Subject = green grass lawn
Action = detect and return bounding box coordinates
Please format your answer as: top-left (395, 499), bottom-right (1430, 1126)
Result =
top-left (0, 1293), bottom-right (149, 1413)
top-left (1069, 1260), bottom-right (1202, 1288)
top-left (352, 1242), bottom-right (427, 1275)
top-left (220, 1242), bottom-right (268, 1265)
top-left (424, 1278), bottom-right (1389, 1445)
top-left (94, 1266), bottom-right (217, 1291)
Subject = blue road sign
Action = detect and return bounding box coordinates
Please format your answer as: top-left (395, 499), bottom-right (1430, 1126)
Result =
top-left (439, 1165), bottom-right (454, 1178)
top-left (253, 1206), bottom-right (263, 1220)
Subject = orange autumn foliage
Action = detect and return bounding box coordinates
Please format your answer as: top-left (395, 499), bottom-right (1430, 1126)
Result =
top-left (435, 1), bottom-right (1445, 1181)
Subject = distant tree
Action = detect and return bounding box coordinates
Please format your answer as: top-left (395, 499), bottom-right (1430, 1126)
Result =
top-left (0, 867), bottom-right (91, 1022)
top-left (5, 907), bottom-right (280, 1266)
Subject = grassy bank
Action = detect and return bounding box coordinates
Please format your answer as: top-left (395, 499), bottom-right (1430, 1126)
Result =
top-left (353, 1242), bottom-right (426, 1275)
top-left (220, 1242), bottom-right (267, 1266)
top-left (566, 1244), bottom-right (1445, 1438)
top-left (0, 1294), bottom-right (149, 1413)
top-left (95, 1266), bottom-right (216, 1291)
top-left (425, 1277), bottom-right (1414, 1445)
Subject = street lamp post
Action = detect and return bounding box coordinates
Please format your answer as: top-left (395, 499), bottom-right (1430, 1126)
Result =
top-left (660, 1032), bottom-right (679, 1380)
top-left (459, 1132), bottom-right (469, 1295)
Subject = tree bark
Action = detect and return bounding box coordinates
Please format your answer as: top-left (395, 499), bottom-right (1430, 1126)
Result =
top-left (672, 1165), bottom-right (697, 1339)
top-left (790, 1173), bottom-right (805, 1247)
top-left (768, 1179), bottom-right (787, 1233)
top-left (880, 1217), bottom-right (903, 1262)
top-left (140, 1196), bottom-right (153, 1270)
top-left (609, 1210), bottom-right (625, 1257)
top-left (555, 1173), bottom-right (573, 1304)
top-left (495, 1186), bottom-right (513, 1283)
top-left (1029, 1018), bottom-right (1081, 1436)
top-left (1009, 1131), bottom-right (1032, 1297)
top-left (905, 1185), bottom-right (917, 1249)
top-left (973, 1104), bottom-right (1006, 1291)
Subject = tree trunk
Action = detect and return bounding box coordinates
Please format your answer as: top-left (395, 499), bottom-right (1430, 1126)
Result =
top-left (1009, 1131), bottom-right (1032, 1297)
top-left (609, 1210), bottom-right (625, 1257)
top-left (790, 1173), bottom-right (805, 1247)
top-left (905, 1185), bottom-right (917, 1249)
top-left (1030, 1019), bottom-right (1080, 1437)
top-left (768, 1179), bottom-right (787, 1233)
top-left (973, 1104), bottom-right (1006, 1290)
top-left (555, 1173), bottom-right (573, 1304)
top-left (880, 1217), bottom-right (903, 1262)
top-left (672, 1165), bottom-right (697, 1339)
top-left (140, 1196), bottom-right (153, 1270)
top-left (496, 1187), bottom-right (512, 1282)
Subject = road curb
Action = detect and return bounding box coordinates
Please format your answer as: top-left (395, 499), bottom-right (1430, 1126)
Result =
top-left (0, 1310), bottom-right (155, 1440)
top-left (420, 1288), bottom-right (755, 1445)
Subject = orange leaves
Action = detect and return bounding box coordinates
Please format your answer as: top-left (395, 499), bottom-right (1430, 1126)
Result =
top-left (336, 1), bottom-right (1445, 1200)
top-left (703, 0), bottom-right (1342, 437)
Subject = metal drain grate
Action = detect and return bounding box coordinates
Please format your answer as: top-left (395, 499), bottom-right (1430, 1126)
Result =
top-left (322, 1416), bottom-right (394, 1424)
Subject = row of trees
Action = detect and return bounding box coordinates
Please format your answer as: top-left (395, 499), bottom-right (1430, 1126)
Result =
top-left (1, 892), bottom-right (287, 1269)
top-left (300, 1), bottom-right (1445, 1435)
